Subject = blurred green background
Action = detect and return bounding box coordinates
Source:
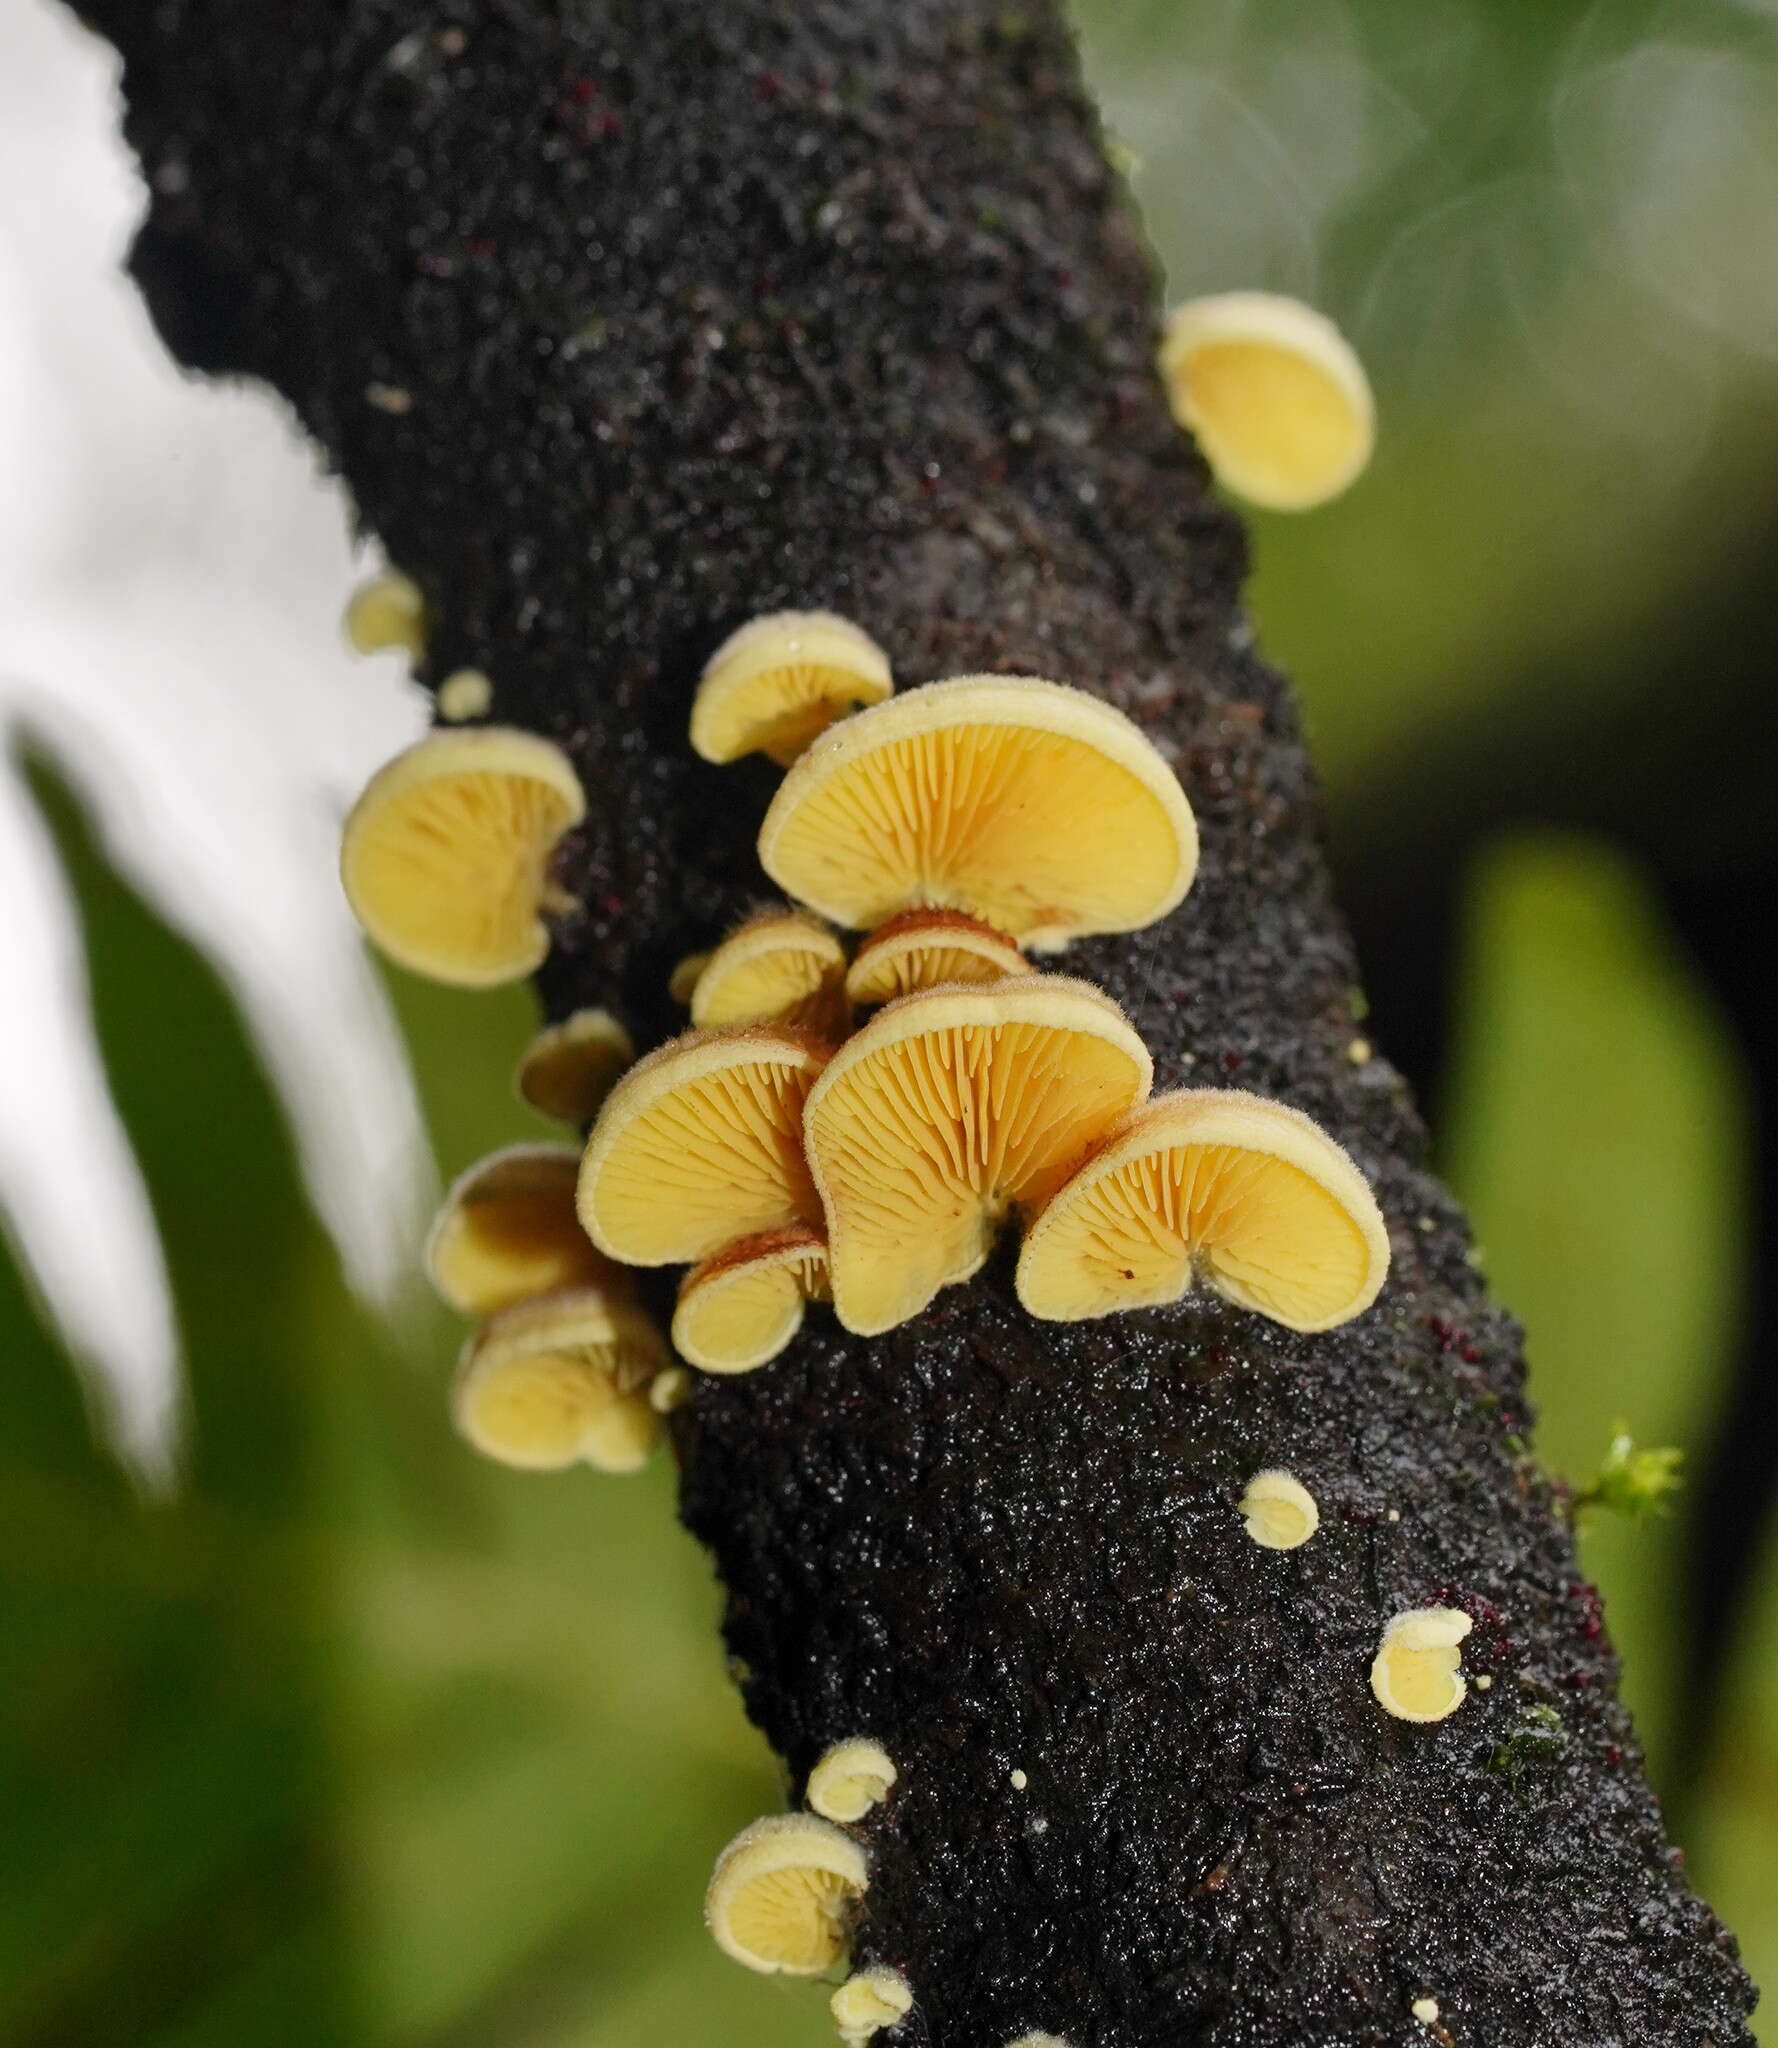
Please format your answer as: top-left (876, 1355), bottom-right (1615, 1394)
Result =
top-left (4, 0), bottom-right (1775, 2041)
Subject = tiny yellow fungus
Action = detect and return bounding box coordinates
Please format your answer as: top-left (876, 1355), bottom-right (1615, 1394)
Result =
top-left (424, 1143), bottom-right (618, 1315)
top-left (649, 1366), bottom-right (692, 1413)
top-left (451, 1289), bottom-right (664, 1473)
top-left (515, 1008), bottom-right (635, 1127)
top-left (1016, 1088), bottom-right (1389, 1332)
top-left (1412, 1998), bottom-right (1441, 2025)
top-left (1347, 1037), bottom-right (1372, 1064)
top-left (1239, 1468), bottom-right (1320, 1550)
top-left (1370, 1607), bottom-right (1473, 1724)
top-left (340, 727), bottom-right (585, 986)
top-left (578, 1027), bottom-right (827, 1265)
top-left (436, 668), bottom-right (493, 721)
top-left (1475, 1675), bottom-right (1493, 1692)
top-left (759, 677), bottom-right (1198, 951)
top-left (805, 977), bottom-right (1152, 1335)
top-left (845, 908), bottom-right (1032, 1006)
top-left (1009, 1768), bottom-right (1029, 1791)
top-left (691, 909), bottom-right (850, 1038)
top-left (806, 1737), bottom-right (897, 1823)
top-left (669, 950), bottom-right (713, 1005)
top-left (831, 1967), bottom-right (913, 2048)
top-left (1159, 291), bottom-right (1375, 512)
top-left (692, 610), bottom-right (893, 766)
top-left (704, 1814), bottom-right (868, 1976)
top-left (1386, 1507), bottom-right (1402, 1524)
top-left (343, 570), bottom-right (425, 658)
top-left (673, 1225), bottom-right (830, 1374)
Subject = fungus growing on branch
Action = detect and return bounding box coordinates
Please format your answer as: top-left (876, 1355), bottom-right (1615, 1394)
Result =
top-left (340, 728), bottom-right (585, 986)
top-left (577, 1028), bottom-right (826, 1265)
top-left (1240, 1468), bottom-right (1321, 1550)
top-left (1159, 291), bottom-right (1374, 512)
top-left (804, 978), bottom-right (1152, 1334)
top-left (1370, 1608), bottom-right (1474, 1724)
top-left (691, 610), bottom-right (893, 766)
top-left (831, 1968), bottom-right (914, 2047)
top-left (343, 569), bottom-right (424, 657)
top-left (845, 908), bottom-right (1031, 1006)
top-left (436, 668), bottom-right (493, 721)
top-left (671, 1225), bottom-right (830, 1374)
top-left (515, 1008), bottom-right (635, 1127)
top-left (689, 909), bottom-right (850, 1038)
top-left (758, 677), bottom-right (1197, 951)
top-left (451, 1288), bottom-right (664, 1473)
top-left (704, 1814), bottom-right (868, 1976)
top-left (806, 1737), bottom-right (898, 1822)
top-left (1016, 1089), bottom-right (1389, 1331)
top-left (424, 1143), bottom-right (618, 1315)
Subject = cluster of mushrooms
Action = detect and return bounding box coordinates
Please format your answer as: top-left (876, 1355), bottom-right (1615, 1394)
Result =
top-left (333, 295), bottom-right (1477, 2044)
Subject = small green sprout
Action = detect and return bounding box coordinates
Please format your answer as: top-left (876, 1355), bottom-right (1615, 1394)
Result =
top-left (1572, 1427), bottom-right (1685, 1524)
top-left (1488, 1703), bottom-right (1566, 1794)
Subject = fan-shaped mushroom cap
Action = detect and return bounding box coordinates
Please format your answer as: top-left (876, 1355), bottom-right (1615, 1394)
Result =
top-left (1240, 1468), bottom-right (1320, 1550)
top-left (1370, 1607), bottom-right (1473, 1723)
top-left (672, 1226), bottom-right (830, 1374)
top-left (759, 677), bottom-right (1197, 951)
top-left (424, 1143), bottom-right (618, 1315)
top-left (578, 1027), bottom-right (827, 1266)
top-left (691, 610), bottom-right (893, 767)
top-left (805, 978), bottom-right (1152, 1335)
top-left (515, 1008), bottom-right (635, 1127)
top-left (451, 1289), bottom-right (664, 1473)
top-left (343, 570), bottom-right (425, 658)
top-left (704, 1814), bottom-right (868, 1976)
top-left (832, 1968), bottom-right (913, 2047)
top-left (806, 1738), bottom-right (897, 1823)
top-left (1016, 1089), bottom-right (1389, 1332)
top-left (690, 910), bottom-right (850, 1039)
top-left (340, 728), bottom-right (585, 987)
top-left (1159, 291), bottom-right (1374, 512)
top-left (845, 909), bottom-right (1030, 1006)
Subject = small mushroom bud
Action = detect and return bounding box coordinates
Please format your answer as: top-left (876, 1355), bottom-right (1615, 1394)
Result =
top-left (515, 1009), bottom-right (635, 1127)
top-left (691, 610), bottom-right (893, 766)
top-left (340, 728), bottom-right (585, 987)
top-left (436, 668), bottom-right (493, 722)
top-left (806, 1738), bottom-right (897, 1823)
top-left (672, 1226), bottom-right (830, 1374)
top-left (690, 909), bottom-right (850, 1038)
top-left (668, 951), bottom-right (713, 1006)
top-left (1159, 291), bottom-right (1375, 511)
top-left (1016, 1089), bottom-right (1389, 1333)
top-left (758, 677), bottom-right (1198, 952)
top-left (451, 1289), bottom-right (665, 1474)
top-left (648, 1366), bottom-right (692, 1413)
top-left (424, 1143), bottom-right (619, 1316)
top-left (343, 570), bottom-right (425, 658)
top-left (831, 1967), bottom-right (913, 2047)
top-left (1240, 1469), bottom-right (1320, 1550)
top-left (704, 1814), bottom-right (868, 1976)
top-left (804, 977), bottom-right (1152, 1335)
top-left (1370, 1607), bottom-right (1474, 1723)
top-left (577, 1027), bottom-right (827, 1266)
top-left (845, 908), bottom-right (1031, 1007)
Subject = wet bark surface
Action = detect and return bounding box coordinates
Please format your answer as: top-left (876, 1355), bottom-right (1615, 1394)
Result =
top-left (71, 1), bottom-right (1755, 2041)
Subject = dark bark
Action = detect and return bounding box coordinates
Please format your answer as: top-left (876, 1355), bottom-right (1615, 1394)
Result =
top-left (70, 1), bottom-right (1755, 2042)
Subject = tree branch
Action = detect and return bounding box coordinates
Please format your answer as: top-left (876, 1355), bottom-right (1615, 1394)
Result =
top-left (71, 1), bottom-right (1755, 2040)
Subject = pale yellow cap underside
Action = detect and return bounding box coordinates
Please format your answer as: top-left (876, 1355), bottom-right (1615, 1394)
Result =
top-left (341, 727), bottom-right (585, 987)
top-left (1161, 291), bottom-right (1374, 512)
top-left (705, 1814), bottom-right (868, 1976)
top-left (845, 913), bottom-right (1031, 1005)
top-left (1239, 1467), bottom-right (1320, 1550)
top-left (1370, 1607), bottom-right (1473, 1723)
top-left (831, 1968), bottom-right (914, 2046)
top-left (759, 676), bottom-right (1198, 950)
top-left (452, 1290), bottom-right (663, 1473)
top-left (672, 1227), bottom-right (830, 1373)
top-left (515, 1008), bottom-right (636, 1127)
top-left (424, 1142), bottom-right (613, 1315)
top-left (691, 610), bottom-right (893, 766)
top-left (690, 911), bottom-right (849, 1036)
top-left (806, 1737), bottom-right (897, 1823)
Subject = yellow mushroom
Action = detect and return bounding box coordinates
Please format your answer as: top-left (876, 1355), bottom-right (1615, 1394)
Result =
top-left (515, 1008), bottom-right (635, 1127)
top-left (806, 1738), bottom-right (897, 1823)
top-left (648, 1365), bottom-right (692, 1413)
top-left (436, 668), bottom-right (493, 721)
top-left (704, 1814), bottom-right (868, 1976)
top-left (691, 610), bottom-right (893, 767)
top-left (759, 677), bottom-right (1197, 952)
top-left (451, 1288), bottom-right (664, 1473)
top-left (578, 1027), bottom-right (827, 1266)
top-left (1239, 1468), bottom-right (1320, 1550)
top-left (690, 909), bottom-right (850, 1039)
top-left (669, 950), bottom-right (713, 1006)
top-left (1016, 1089), bottom-right (1389, 1332)
top-left (845, 908), bottom-right (1031, 1006)
top-left (424, 1143), bottom-right (619, 1316)
top-left (831, 1968), bottom-right (913, 2047)
top-left (1159, 291), bottom-right (1374, 512)
top-left (1370, 1607), bottom-right (1473, 1724)
top-left (672, 1225), bottom-right (830, 1374)
top-left (343, 569), bottom-right (425, 658)
top-left (804, 977), bottom-right (1152, 1335)
top-left (340, 728), bottom-right (585, 986)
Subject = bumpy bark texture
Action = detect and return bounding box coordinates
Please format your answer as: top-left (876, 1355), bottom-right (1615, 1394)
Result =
top-left (73, 1), bottom-right (1755, 2042)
